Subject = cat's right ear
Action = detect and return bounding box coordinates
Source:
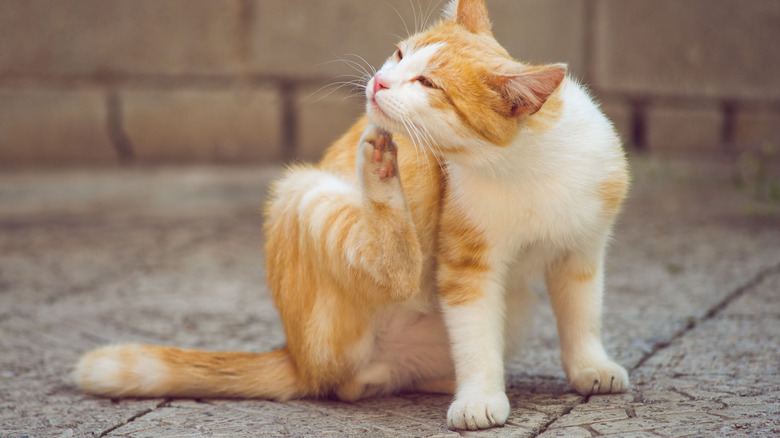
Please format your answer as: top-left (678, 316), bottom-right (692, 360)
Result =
top-left (490, 63), bottom-right (568, 118)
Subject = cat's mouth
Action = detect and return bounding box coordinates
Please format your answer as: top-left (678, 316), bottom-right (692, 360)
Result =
top-left (366, 96), bottom-right (396, 132)
top-left (368, 98), bottom-right (387, 119)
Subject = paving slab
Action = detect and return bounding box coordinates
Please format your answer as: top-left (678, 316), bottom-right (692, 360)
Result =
top-left (1, 156), bottom-right (779, 437)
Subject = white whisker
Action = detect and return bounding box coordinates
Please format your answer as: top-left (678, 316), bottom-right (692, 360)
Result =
top-left (399, 115), bottom-right (425, 177)
top-left (422, 0), bottom-right (446, 29)
top-left (385, 31), bottom-right (407, 43)
top-left (407, 109), bottom-right (447, 174)
top-left (335, 55), bottom-right (375, 79)
top-left (316, 58), bottom-right (367, 76)
top-left (400, 116), bottom-right (430, 178)
top-left (400, 110), bottom-right (443, 179)
top-left (306, 53), bottom-right (378, 104)
top-left (344, 53), bottom-right (377, 77)
top-left (409, 0), bottom-right (420, 33)
top-left (303, 78), bottom-right (367, 103)
top-left (384, 0), bottom-right (411, 38)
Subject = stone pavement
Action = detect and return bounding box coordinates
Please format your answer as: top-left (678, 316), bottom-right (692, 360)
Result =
top-left (1, 157), bottom-right (778, 437)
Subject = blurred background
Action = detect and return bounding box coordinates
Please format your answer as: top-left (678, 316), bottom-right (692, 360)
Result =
top-left (1, 0), bottom-right (779, 168)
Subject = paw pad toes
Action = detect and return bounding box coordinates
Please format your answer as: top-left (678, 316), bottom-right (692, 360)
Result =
top-left (570, 361), bottom-right (629, 395)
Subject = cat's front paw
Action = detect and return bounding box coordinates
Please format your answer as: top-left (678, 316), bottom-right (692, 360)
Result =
top-left (447, 392), bottom-right (510, 430)
top-left (568, 360), bottom-right (629, 395)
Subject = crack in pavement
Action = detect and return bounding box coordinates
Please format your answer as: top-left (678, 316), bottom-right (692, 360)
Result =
top-left (529, 259), bottom-right (780, 438)
top-left (630, 259), bottom-right (780, 373)
top-left (98, 399), bottom-right (171, 437)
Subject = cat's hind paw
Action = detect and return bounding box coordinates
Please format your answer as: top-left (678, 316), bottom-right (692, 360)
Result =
top-left (357, 124), bottom-right (405, 205)
top-left (568, 360), bottom-right (629, 395)
top-left (358, 124), bottom-right (398, 179)
top-left (447, 392), bottom-right (510, 430)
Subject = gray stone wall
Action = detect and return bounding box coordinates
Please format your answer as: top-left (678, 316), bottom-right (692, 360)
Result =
top-left (1, 0), bottom-right (779, 166)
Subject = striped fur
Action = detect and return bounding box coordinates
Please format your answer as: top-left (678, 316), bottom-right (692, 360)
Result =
top-left (76, 0), bottom-right (629, 430)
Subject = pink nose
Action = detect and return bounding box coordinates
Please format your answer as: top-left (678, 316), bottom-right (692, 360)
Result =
top-left (372, 73), bottom-right (389, 95)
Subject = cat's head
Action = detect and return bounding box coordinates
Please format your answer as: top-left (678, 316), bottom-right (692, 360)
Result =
top-left (366, 0), bottom-right (566, 154)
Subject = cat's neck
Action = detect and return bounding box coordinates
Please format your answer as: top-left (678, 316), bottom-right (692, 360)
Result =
top-left (443, 80), bottom-right (610, 184)
top-left (444, 118), bottom-right (567, 184)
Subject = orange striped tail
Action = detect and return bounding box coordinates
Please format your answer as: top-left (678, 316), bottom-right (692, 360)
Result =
top-left (75, 344), bottom-right (304, 401)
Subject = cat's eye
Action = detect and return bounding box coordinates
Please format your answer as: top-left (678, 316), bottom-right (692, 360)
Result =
top-left (394, 47), bottom-right (403, 61)
top-left (416, 76), bottom-right (437, 89)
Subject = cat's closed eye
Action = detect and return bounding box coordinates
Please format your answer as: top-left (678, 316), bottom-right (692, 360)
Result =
top-left (394, 47), bottom-right (403, 61)
top-left (416, 76), bottom-right (437, 89)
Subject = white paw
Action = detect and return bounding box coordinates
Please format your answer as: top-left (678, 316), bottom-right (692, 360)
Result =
top-left (568, 360), bottom-right (629, 395)
top-left (447, 392), bottom-right (510, 430)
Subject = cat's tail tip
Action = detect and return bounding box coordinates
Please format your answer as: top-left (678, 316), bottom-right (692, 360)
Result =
top-left (74, 343), bottom-right (177, 398)
top-left (75, 343), bottom-right (304, 401)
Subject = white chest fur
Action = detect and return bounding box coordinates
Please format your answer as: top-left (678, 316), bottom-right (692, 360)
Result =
top-left (444, 80), bottom-right (622, 267)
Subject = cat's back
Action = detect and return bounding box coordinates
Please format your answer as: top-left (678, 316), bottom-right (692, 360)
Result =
top-left (526, 78), bottom-right (628, 210)
top-left (555, 79), bottom-right (624, 161)
top-left (548, 79), bottom-right (630, 223)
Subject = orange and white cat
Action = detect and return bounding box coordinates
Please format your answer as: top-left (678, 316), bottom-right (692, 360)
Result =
top-left (76, 0), bottom-right (629, 430)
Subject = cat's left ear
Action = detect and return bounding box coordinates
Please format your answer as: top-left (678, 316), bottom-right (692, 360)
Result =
top-left (443, 0), bottom-right (492, 35)
top-left (490, 63), bottom-right (568, 118)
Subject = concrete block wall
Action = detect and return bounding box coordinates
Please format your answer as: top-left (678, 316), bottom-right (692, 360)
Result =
top-left (590, 0), bottom-right (780, 156)
top-left (1, 0), bottom-right (779, 167)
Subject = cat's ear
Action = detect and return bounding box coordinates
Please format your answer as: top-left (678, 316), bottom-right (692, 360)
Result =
top-left (443, 0), bottom-right (492, 35)
top-left (490, 63), bottom-right (568, 118)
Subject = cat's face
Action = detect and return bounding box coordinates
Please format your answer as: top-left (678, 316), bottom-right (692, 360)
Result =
top-left (365, 0), bottom-right (566, 155)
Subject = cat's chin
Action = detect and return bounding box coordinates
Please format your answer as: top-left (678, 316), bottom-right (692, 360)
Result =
top-left (365, 106), bottom-right (399, 136)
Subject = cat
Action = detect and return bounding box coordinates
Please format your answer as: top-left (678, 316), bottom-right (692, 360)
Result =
top-left (75, 0), bottom-right (630, 430)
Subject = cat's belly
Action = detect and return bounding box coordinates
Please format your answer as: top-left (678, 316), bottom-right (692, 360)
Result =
top-left (367, 305), bottom-right (454, 385)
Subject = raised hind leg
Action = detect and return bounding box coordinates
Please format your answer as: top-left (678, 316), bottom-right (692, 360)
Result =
top-left (352, 124), bottom-right (423, 299)
top-left (266, 124), bottom-right (422, 306)
top-left (264, 124), bottom-right (424, 394)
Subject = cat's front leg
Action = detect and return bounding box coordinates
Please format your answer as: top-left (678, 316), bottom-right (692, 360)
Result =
top-left (438, 216), bottom-right (510, 430)
top-left (545, 244), bottom-right (629, 395)
top-left (442, 292), bottom-right (510, 430)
